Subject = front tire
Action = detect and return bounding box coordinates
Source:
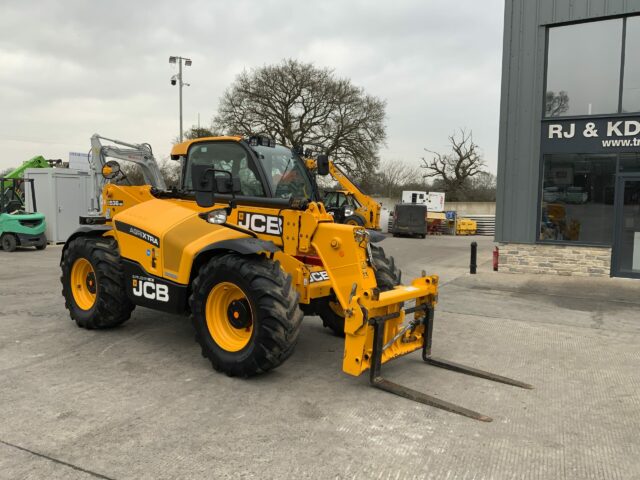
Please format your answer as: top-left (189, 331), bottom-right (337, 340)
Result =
top-left (35, 238), bottom-right (47, 250)
top-left (316, 244), bottom-right (402, 336)
top-left (60, 236), bottom-right (134, 329)
top-left (189, 253), bottom-right (303, 377)
top-left (1, 234), bottom-right (17, 252)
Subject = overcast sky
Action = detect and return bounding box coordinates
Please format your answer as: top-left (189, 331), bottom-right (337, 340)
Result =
top-left (0, 0), bottom-right (505, 173)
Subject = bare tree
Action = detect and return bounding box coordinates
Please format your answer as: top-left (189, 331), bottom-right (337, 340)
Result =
top-left (467, 171), bottom-right (496, 201)
top-left (120, 157), bottom-right (180, 188)
top-left (174, 126), bottom-right (220, 143)
top-left (214, 59), bottom-right (386, 175)
top-left (422, 129), bottom-right (487, 201)
top-left (545, 91), bottom-right (569, 117)
top-left (376, 160), bottom-right (421, 198)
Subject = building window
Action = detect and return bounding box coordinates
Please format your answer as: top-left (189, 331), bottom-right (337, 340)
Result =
top-left (619, 153), bottom-right (640, 173)
top-left (540, 154), bottom-right (616, 244)
top-left (622, 16), bottom-right (640, 113)
top-left (545, 19), bottom-right (623, 117)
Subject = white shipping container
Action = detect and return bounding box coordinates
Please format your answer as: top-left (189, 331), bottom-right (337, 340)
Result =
top-left (68, 151), bottom-right (90, 171)
top-left (24, 168), bottom-right (94, 243)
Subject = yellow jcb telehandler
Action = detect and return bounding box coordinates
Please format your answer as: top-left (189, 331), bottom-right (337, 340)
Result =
top-left (304, 157), bottom-right (381, 229)
top-left (60, 134), bottom-right (530, 421)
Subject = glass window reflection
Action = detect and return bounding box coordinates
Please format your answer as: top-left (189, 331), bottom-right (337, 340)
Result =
top-left (545, 19), bottom-right (622, 117)
top-left (622, 16), bottom-right (640, 113)
top-left (540, 154), bottom-right (616, 244)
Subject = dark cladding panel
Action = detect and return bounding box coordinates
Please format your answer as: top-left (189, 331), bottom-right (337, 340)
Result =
top-left (539, 0), bottom-right (638, 24)
top-left (496, 0), bottom-right (547, 243)
top-left (570, 1), bottom-right (590, 19)
top-left (538, 1), bottom-right (556, 24)
top-left (553, 1), bottom-right (571, 21)
top-left (606, 0), bottom-right (631, 15)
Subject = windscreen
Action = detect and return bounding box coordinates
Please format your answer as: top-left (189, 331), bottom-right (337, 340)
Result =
top-left (252, 145), bottom-right (315, 200)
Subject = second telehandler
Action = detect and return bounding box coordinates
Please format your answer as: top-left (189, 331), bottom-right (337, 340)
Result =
top-left (306, 157), bottom-right (382, 229)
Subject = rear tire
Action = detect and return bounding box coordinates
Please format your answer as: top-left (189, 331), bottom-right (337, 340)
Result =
top-left (36, 238), bottom-right (47, 250)
top-left (344, 215), bottom-right (365, 226)
top-left (60, 236), bottom-right (134, 329)
top-left (316, 244), bottom-right (402, 336)
top-left (189, 253), bottom-right (303, 377)
top-left (1, 234), bottom-right (17, 252)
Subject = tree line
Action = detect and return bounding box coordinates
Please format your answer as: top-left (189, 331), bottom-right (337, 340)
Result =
top-left (127, 58), bottom-right (497, 201)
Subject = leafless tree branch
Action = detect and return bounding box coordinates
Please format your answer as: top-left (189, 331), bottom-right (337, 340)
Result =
top-left (213, 59), bottom-right (386, 175)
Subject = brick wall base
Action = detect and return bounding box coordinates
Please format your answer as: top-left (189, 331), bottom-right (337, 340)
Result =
top-left (499, 243), bottom-right (611, 277)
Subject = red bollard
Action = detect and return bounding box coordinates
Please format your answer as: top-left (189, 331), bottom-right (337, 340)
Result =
top-left (493, 247), bottom-right (499, 271)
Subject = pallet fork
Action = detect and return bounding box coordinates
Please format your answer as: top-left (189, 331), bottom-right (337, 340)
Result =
top-left (368, 305), bottom-right (533, 422)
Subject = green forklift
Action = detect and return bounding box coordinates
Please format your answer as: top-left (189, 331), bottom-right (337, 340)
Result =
top-left (0, 177), bottom-right (47, 251)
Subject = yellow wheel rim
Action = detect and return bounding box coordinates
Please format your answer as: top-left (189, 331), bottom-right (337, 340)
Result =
top-left (71, 258), bottom-right (97, 310)
top-left (205, 282), bottom-right (253, 352)
top-left (329, 300), bottom-right (345, 317)
top-left (345, 218), bottom-right (360, 225)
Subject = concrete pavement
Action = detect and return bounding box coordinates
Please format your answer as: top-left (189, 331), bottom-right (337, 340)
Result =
top-left (1, 235), bottom-right (639, 479)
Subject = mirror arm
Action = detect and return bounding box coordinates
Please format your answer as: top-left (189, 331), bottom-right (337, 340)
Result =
top-left (226, 199), bottom-right (237, 215)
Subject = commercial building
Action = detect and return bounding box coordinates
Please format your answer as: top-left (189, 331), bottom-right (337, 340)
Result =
top-left (496, 0), bottom-right (640, 278)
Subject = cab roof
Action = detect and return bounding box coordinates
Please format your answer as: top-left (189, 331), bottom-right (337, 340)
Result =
top-left (170, 136), bottom-right (243, 159)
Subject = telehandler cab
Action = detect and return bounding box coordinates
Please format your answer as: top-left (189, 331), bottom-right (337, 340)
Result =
top-left (61, 134), bottom-right (530, 421)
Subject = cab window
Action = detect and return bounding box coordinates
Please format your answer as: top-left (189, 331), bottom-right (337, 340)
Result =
top-left (184, 142), bottom-right (265, 196)
top-left (253, 145), bottom-right (314, 200)
top-left (324, 191), bottom-right (338, 207)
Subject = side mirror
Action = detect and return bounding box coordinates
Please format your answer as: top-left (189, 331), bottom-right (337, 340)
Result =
top-left (316, 154), bottom-right (330, 176)
top-left (191, 164), bottom-right (241, 207)
top-left (101, 160), bottom-right (121, 180)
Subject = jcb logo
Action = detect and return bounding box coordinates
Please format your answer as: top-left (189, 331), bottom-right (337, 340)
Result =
top-left (237, 212), bottom-right (283, 235)
top-left (309, 271), bottom-right (330, 283)
top-left (132, 278), bottom-right (169, 302)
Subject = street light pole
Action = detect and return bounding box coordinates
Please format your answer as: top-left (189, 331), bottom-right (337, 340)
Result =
top-left (178, 59), bottom-right (183, 143)
top-left (169, 56), bottom-right (192, 143)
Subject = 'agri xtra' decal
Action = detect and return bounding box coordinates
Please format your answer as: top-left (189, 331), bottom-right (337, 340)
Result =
top-left (237, 212), bottom-right (283, 236)
top-left (115, 220), bottom-right (160, 247)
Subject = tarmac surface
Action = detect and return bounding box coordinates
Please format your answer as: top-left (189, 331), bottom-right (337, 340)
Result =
top-left (1, 235), bottom-right (639, 479)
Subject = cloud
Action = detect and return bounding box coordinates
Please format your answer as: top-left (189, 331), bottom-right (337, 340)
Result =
top-left (0, 0), bottom-right (504, 172)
